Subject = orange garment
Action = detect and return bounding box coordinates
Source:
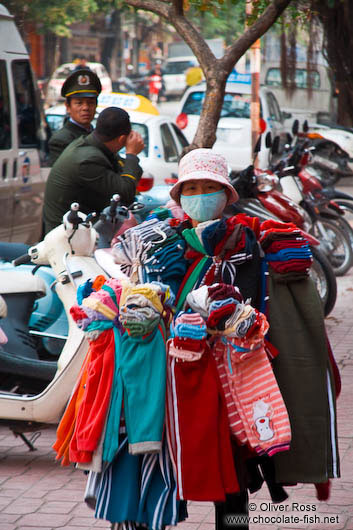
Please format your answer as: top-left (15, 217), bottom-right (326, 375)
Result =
top-left (52, 350), bottom-right (91, 466)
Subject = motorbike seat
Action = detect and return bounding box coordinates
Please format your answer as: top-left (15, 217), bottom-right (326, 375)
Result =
top-left (0, 270), bottom-right (46, 297)
top-left (0, 349), bottom-right (57, 382)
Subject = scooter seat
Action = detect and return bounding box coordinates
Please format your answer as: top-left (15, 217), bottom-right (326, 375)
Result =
top-left (0, 270), bottom-right (46, 297)
top-left (0, 349), bottom-right (57, 381)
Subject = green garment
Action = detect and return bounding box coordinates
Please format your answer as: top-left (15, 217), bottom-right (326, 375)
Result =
top-left (267, 270), bottom-right (340, 483)
top-left (48, 119), bottom-right (91, 166)
top-left (43, 132), bottom-right (142, 234)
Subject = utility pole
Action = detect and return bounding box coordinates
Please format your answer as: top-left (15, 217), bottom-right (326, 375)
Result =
top-left (246, 0), bottom-right (261, 165)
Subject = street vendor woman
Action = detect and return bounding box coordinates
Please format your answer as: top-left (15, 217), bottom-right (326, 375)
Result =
top-left (53, 148), bottom-right (340, 530)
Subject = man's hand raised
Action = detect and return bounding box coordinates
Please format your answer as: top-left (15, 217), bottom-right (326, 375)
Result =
top-left (125, 131), bottom-right (145, 156)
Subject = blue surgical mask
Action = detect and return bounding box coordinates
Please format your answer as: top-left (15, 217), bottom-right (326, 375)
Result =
top-left (180, 190), bottom-right (228, 222)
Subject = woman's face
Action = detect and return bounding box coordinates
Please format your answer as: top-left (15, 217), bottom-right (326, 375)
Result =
top-left (181, 179), bottom-right (224, 196)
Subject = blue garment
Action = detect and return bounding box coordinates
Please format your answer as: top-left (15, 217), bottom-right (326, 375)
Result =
top-left (103, 325), bottom-right (167, 460)
top-left (265, 246), bottom-right (312, 262)
top-left (92, 435), bottom-right (188, 529)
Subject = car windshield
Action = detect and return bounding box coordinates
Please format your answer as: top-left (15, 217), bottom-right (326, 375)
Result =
top-left (163, 61), bottom-right (195, 75)
top-left (46, 114), bottom-right (149, 157)
top-left (182, 91), bottom-right (251, 119)
top-left (53, 66), bottom-right (76, 79)
top-left (52, 64), bottom-right (104, 80)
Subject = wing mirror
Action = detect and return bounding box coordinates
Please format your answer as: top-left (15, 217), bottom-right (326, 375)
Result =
top-left (265, 132), bottom-right (272, 149)
top-left (271, 135), bottom-right (280, 155)
top-left (292, 119), bottom-right (299, 136)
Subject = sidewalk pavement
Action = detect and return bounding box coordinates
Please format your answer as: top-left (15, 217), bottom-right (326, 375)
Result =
top-left (1, 269), bottom-right (353, 530)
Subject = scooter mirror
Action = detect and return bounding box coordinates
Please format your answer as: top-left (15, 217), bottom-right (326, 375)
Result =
top-left (292, 119), bottom-right (299, 135)
top-left (265, 132), bottom-right (272, 149)
top-left (286, 132), bottom-right (293, 144)
top-left (272, 136), bottom-right (280, 155)
top-left (303, 120), bottom-right (309, 133)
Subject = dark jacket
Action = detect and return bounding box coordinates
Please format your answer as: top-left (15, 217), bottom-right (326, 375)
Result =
top-left (48, 120), bottom-right (91, 166)
top-left (43, 132), bottom-right (142, 234)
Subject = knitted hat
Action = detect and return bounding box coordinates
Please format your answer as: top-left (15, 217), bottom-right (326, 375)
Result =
top-left (170, 148), bottom-right (239, 206)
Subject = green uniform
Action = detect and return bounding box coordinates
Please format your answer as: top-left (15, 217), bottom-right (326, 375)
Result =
top-left (43, 132), bottom-right (142, 234)
top-left (48, 119), bottom-right (91, 166)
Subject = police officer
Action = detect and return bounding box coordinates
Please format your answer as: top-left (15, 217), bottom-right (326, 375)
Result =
top-left (47, 69), bottom-right (101, 165)
top-left (43, 106), bottom-right (144, 234)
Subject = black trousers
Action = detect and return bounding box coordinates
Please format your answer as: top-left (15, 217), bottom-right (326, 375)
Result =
top-left (215, 490), bottom-right (249, 530)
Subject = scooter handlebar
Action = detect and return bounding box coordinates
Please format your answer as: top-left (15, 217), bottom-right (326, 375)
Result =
top-left (12, 253), bottom-right (32, 266)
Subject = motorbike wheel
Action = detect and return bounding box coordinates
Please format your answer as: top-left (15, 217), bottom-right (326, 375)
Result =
top-left (334, 214), bottom-right (353, 250)
top-left (310, 246), bottom-right (337, 316)
top-left (311, 217), bottom-right (353, 276)
top-left (333, 200), bottom-right (353, 233)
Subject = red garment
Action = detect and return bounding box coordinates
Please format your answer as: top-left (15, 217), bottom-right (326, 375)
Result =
top-left (268, 259), bottom-right (312, 273)
top-left (69, 328), bottom-right (115, 463)
top-left (206, 303), bottom-right (237, 329)
top-left (265, 240), bottom-right (309, 252)
top-left (166, 345), bottom-right (239, 502)
top-left (208, 284), bottom-right (243, 303)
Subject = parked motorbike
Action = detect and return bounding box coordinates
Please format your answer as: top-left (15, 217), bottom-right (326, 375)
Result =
top-left (228, 163), bottom-right (337, 317)
top-left (270, 123), bottom-right (353, 276)
top-left (299, 119), bottom-right (353, 184)
top-left (0, 199), bottom-right (135, 449)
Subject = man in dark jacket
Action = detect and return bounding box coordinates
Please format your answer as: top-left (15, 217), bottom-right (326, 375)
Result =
top-left (43, 106), bottom-right (144, 234)
top-left (47, 69), bottom-right (101, 166)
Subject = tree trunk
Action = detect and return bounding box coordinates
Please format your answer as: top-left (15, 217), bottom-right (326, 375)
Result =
top-left (44, 33), bottom-right (59, 78)
top-left (189, 76), bottom-right (228, 150)
top-left (101, 10), bottom-right (122, 81)
top-left (315, 0), bottom-right (353, 126)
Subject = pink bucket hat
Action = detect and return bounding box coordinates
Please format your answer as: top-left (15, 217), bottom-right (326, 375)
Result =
top-left (169, 148), bottom-right (239, 206)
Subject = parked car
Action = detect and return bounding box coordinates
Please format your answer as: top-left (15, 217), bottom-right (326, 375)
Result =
top-left (45, 92), bottom-right (189, 185)
top-left (162, 57), bottom-right (197, 99)
top-left (175, 82), bottom-right (287, 170)
top-left (45, 62), bottom-right (112, 107)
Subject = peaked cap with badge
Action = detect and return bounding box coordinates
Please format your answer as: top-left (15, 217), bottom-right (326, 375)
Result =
top-left (61, 69), bottom-right (102, 99)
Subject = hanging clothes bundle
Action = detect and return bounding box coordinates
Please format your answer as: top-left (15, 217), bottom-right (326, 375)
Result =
top-left (166, 311), bottom-right (239, 502)
top-left (52, 210), bottom-right (341, 529)
top-left (53, 276), bottom-right (187, 529)
top-left (186, 284), bottom-right (292, 457)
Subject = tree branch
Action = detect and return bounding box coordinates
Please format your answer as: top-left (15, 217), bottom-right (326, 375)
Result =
top-left (221, 0), bottom-right (293, 74)
top-left (124, 0), bottom-right (170, 19)
top-left (125, 0), bottom-right (218, 76)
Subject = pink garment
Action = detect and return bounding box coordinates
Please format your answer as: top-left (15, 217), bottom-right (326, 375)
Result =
top-left (211, 337), bottom-right (247, 444)
top-left (165, 199), bottom-right (186, 221)
top-left (220, 312), bottom-right (291, 457)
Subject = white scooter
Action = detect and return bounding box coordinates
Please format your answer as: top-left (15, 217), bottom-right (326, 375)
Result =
top-left (0, 199), bottom-right (131, 450)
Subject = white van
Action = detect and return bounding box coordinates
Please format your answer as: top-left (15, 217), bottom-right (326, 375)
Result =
top-left (261, 61), bottom-right (333, 129)
top-left (0, 4), bottom-right (48, 243)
